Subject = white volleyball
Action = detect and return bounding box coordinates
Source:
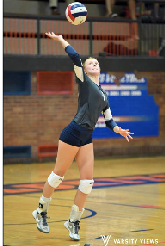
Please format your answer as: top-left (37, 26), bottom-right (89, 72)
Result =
top-left (65, 2), bottom-right (87, 25)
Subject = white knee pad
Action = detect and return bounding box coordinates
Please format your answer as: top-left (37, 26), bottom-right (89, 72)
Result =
top-left (48, 171), bottom-right (64, 188)
top-left (78, 179), bottom-right (94, 195)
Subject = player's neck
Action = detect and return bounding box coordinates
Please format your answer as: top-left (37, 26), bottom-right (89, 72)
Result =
top-left (88, 75), bottom-right (99, 86)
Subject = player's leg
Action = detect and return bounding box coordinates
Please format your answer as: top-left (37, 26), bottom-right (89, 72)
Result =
top-left (33, 140), bottom-right (80, 233)
top-left (42, 140), bottom-right (79, 197)
top-left (64, 143), bottom-right (94, 240)
top-left (74, 142), bottom-right (94, 209)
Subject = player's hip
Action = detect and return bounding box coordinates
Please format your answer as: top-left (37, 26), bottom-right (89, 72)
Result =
top-left (59, 121), bottom-right (93, 147)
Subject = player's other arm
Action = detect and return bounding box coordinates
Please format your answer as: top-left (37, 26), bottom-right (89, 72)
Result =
top-left (102, 106), bottom-right (118, 132)
top-left (102, 105), bottom-right (134, 142)
top-left (45, 32), bottom-right (84, 82)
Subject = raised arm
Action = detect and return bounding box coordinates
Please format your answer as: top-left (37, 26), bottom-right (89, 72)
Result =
top-left (45, 32), bottom-right (84, 82)
top-left (45, 32), bottom-right (69, 48)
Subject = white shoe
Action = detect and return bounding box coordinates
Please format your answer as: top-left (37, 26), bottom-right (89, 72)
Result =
top-left (64, 220), bottom-right (80, 241)
top-left (32, 209), bottom-right (49, 233)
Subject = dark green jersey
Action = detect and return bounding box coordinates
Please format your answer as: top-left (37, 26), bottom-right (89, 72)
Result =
top-left (65, 45), bottom-right (117, 131)
top-left (74, 72), bottom-right (110, 130)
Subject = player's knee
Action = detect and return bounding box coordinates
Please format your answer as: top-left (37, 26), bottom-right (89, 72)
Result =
top-left (78, 179), bottom-right (94, 195)
top-left (48, 171), bottom-right (64, 188)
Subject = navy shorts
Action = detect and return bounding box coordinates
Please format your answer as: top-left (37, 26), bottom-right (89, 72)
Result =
top-left (59, 121), bottom-right (93, 147)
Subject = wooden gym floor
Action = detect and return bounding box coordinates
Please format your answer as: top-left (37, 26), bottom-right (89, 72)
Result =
top-left (4, 156), bottom-right (165, 246)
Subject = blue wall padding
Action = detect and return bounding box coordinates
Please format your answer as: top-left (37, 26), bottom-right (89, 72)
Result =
top-left (4, 146), bottom-right (31, 158)
top-left (4, 71), bottom-right (31, 95)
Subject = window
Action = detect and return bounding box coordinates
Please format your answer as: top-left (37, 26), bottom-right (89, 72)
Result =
top-left (37, 71), bottom-right (74, 95)
top-left (4, 71), bottom-right (31, 95)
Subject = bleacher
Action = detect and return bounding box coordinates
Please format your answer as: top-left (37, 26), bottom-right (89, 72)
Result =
top-left (4, 0), bottom-right (164, 20)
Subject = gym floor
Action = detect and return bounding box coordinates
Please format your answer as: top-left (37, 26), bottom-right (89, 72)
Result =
top-left (4, 156), bottom-right (165, 246)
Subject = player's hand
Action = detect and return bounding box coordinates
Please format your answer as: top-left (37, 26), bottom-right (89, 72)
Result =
top-left (118, 127), bottom-right (134, 142)
top-left (45, 32), bottom-right (63, 42)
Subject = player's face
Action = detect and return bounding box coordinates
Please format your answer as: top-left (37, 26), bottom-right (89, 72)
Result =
top-left (85, 59), bottom-right (100, 76)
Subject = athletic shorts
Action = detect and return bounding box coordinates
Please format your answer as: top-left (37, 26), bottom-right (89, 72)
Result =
top-left (59, 121), bottom-right (93, 147)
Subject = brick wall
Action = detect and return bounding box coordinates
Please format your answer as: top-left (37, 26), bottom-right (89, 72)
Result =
top-left (3, 72), bottom-right (165, 162)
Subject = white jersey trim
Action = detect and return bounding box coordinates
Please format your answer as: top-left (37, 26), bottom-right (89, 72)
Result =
top-left (103, 108), bottom-right (112, 121)
top-left (74, 65), bottom-right (84, 82)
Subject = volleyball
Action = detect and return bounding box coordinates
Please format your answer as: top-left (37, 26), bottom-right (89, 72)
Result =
top-left (65, 2), bottom-right (87, 25)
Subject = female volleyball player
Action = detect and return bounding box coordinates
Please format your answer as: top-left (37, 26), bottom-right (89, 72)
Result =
top-left (32, 32), bottom-right (134, 241)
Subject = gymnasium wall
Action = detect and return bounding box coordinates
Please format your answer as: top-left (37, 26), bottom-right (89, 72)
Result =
top-left (4, 71), bottom-right (165, 161)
